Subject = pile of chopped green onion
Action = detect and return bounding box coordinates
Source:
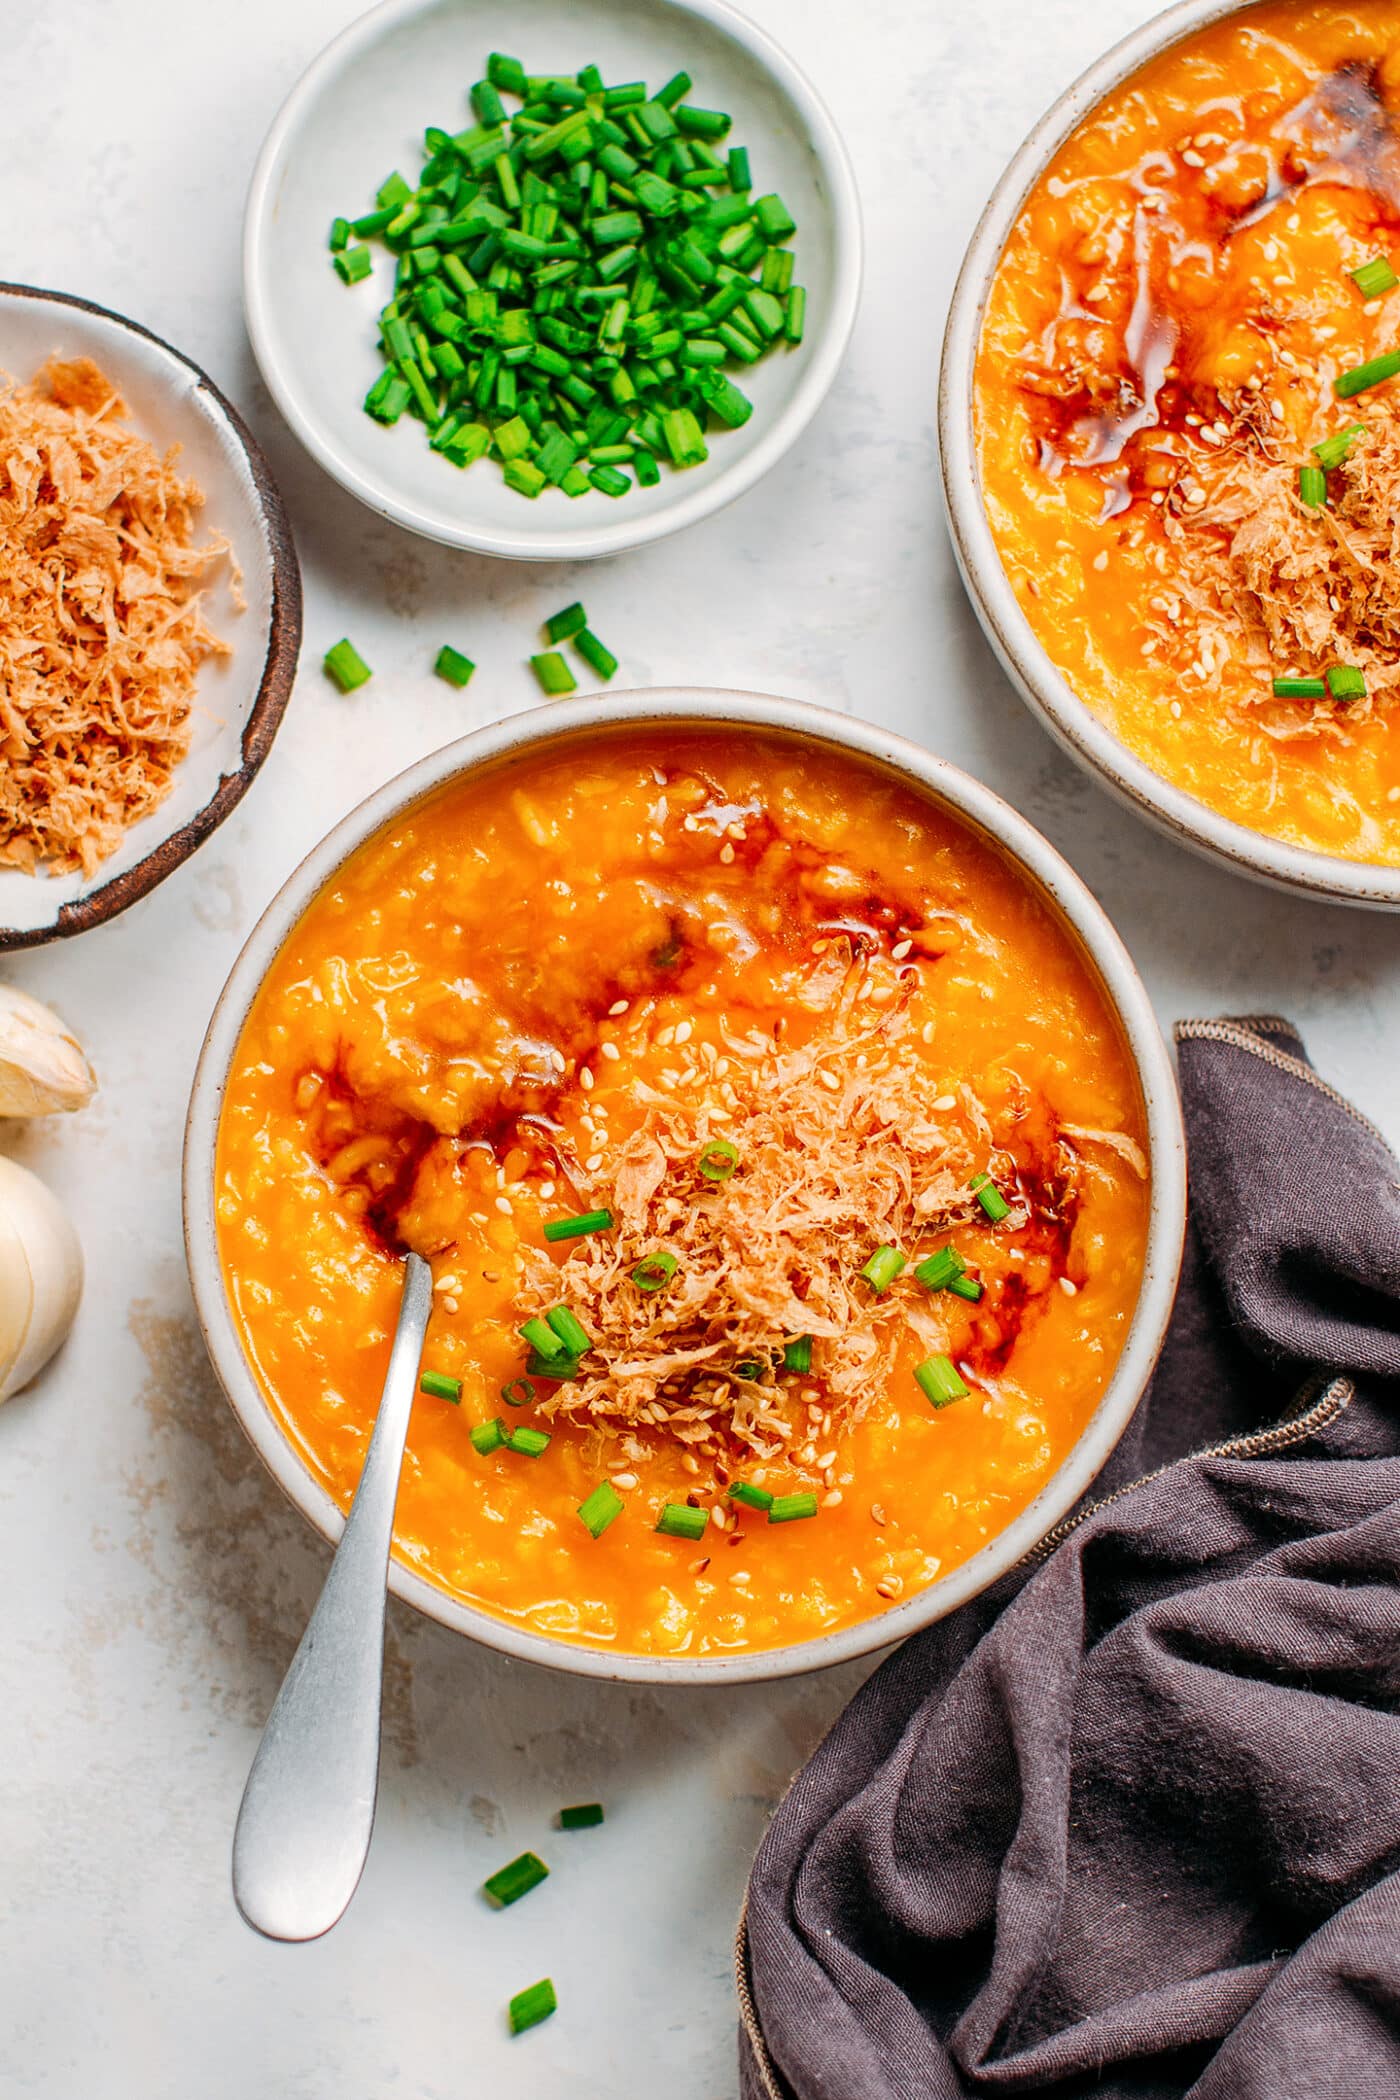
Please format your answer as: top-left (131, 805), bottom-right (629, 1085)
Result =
top-left (330, 52), bottom-right (804, 500)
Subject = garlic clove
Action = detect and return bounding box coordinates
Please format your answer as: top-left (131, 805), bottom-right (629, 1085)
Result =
top-left (0, 1157), bottom-right (82, 1402)
top-left (0, 986), bottom-right (96, 1117)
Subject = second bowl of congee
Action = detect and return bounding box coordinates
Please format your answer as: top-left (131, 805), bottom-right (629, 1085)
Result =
top-left (952, 0), bottom-right (1400, 900)
top-left (188, 696), bottom-right (1184, 1680)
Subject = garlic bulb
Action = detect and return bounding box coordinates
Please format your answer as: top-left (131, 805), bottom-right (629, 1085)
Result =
top-left (0, 986), bottom-right (95, 1117)
top-left (0, 1156), bottom-right (82, 1402)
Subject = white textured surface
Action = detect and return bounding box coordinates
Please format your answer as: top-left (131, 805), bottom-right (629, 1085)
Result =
top-left (2, 1), bottom-right (1398, 2095)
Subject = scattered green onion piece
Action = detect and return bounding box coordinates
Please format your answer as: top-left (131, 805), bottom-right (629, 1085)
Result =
top-left (727, 145), bottom-right (751, 190)
top-left (728, 1481), bottom-right (775, 1512)
top-left (504, 458), bottom-right (547, 499)
top-left (470, 1417), bottom-right (507, 1454)
top-left (508, 1425), bottom-right (551, 1457)
top-left (509, 1980), bottom-right (558, 2035)
top-left (578, 1481), bottom-right (624, 1537)
top-left (543, 602), bottom-right (587, 645)
top-left (483, 1851), bottom-right (549, 1907)
top-left (948, 1275), bottom-right (984, 1302)
top-left (1298, 463), bottom-right (1328, 508)
top-left (914, 1245), bottom-right (966, 1292)
top-left (656, 1502), bottom-right (708, 1540)
top-left (329, 216), bottom-right (351, 252)
top-left (632, 1250), bottom-right (679, 1292)
top-left (915, 1355), bottom-right (970, 1408)
top-left (419, 1370), bottom-right (462, 1402)
top-left (526, 1349), bottom-right (581, 1380)
top-left (471, 79), bottom-right (506, 128)
top-left (1312, 423), bottom-right (1365, 470)
top-left (1326, 663), bottom-right (1368, 702)
top-left (545, 1305), bottom-right (591, 1356)
top-left (781, 1334), bottom-right (812, 1375)
top-left (1335, 349), bottom-right (1400, 398)
top-left (558, 1803), bottom-right (605, 1829)
top-left (364, 372), bottom-right (411, 424)
top-left (434, 644), bottom-right (475, 687)
top-left (768, 1493), bottom-right (818, 1524)
top-left (655, 70), bottom-right (693, 108)
top-left (487, 51), bottom-right (528, 95)
top-left (1272, 675), bottom-right (1326, 699)
top-left (697, 1136), bottom-right (739, 1182)
top-left (1350, 256), bottom-right (1398, 299)
top-left (589, 464), bottom-right (631, 496)
top-left (753, 192), bottom-right (796, 241)
top-left (574, 627), bottom-right (618, 679)
top-left (544, 1209), bottom-right (614, 1243)
top-left (501, 1378), bottom-right (535, 1409)
top-left (734, 1360), bottom-right (763, 1380)
top-left (323, 638), bottom-right (372, 692)
top-left (531, 649), bottom-right (577, 695)
top-left (785, 285), bottom-right (806, 344)
top-left (860, 1245), bottom-right (907, 1294)
top-left (971, 1171), bottom-right (1012, 1223)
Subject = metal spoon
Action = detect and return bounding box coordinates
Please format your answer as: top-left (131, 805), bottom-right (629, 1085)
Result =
top-left (232, 1250), bottom-right (434, 1941)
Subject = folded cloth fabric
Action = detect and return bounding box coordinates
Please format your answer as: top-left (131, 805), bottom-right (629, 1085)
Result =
top-left (740, 1016), bottom-right (1400, 2100)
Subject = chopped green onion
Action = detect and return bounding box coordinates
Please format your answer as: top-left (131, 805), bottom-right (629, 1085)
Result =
top-left (1326, 663), bottom-right (1368, 701)
top-left (470, 1417), bottom-right (507, 1454)
top-left (544, 1209), bottom-right (615, 1242)
top-left (915, 1355), bottom-right (970, 1408)
top-left (655, 70), bottom-right (693, 108)
top-left (504, 458), bottom-right (547, 499)
top-left (434, 644), bottom-right (475, 687)
top-left (329, 216), bottom-right (351, 252)
top-left (531, 649), bottom-right (577, 695)
top-left (697, 1136), bottom-right (739, 1182)
top-left (558, 1802), bottom-right (605, 1829)
top-left (519, 1315), bottom-right (566, 1359)
top-left (970, 1171), bottom-right (1012, 1223)
top-left (1313, 423), bottom-right (1365, 469)
top-left (574, 628), bottom-right (618, 680)
top-left (483, 1851), bottom-right (549, 1907)
top-left (323, 639), bottom-right (372, 692)
top-left (508, 1979), bottom-right (558, 2035)
top-left (501, 1377), bottom-right (536, 1408)
top-left (768, 1493), bottom-right (818, 1524)
top-left (728, 1481), bottom-right (774, 1512)
top-left (1350, 257), bottom-right (1398, 299)
top-left (948, 1274), bottom-right (984, 1302)
top-left (508, 1425), bottom-right (551, 1457)
top-left (545, 1305), bottom-right (591, 1356)
top-left (545, 601), bottom-right (587, 643)
top-left (487, 51), bottom-right (528, 95)
top-left (1298, 464), bottom-right (1328, 508)
top-left (1335, 349), bottom-right (1400, 398)
top-left (526, 1349), bottom-right (581, 1380)
top-left (333, 245), bottom-right (373, 285)
top-left (914, 1245), bottom-right (966, 1292)
top-left (1272, 675), bottom-right (1326, 699)
top-left (578, 1481), bottom-right (624, 1537)
top-left (656, 1502), bottom-right (708, 1540)
top-left (589, 464), bottom-right (631, 496)
top-left (727, 145), bottom-right (751, 190)
top-left (781, 1334), bottom-right (812, 1375)
top-left (860, 1246), bottom-right (907, 1294)
top-left (753, 192), bottom-right (796, 241)
top-left (784, 286), bottom-right (806, 344)
top-left (734, 1359), bottom-right (763, 1380)
top-left (632, 1249), bottom-right (679, 1292)
top-left (419, 1370), bottom-right (462, 1402)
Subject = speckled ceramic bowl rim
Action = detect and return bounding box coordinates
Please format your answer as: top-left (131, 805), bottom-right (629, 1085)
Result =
top-left (242, 0), bottom-right (862, 562)
top-left (183, 690), bottom-right (1186, 1685)
top-left (938, 0), bottom-right (1400, 911)
top-left (0, 282), bottom-right (303, 950)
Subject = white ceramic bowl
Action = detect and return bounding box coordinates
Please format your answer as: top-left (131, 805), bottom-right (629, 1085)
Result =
top-left (0, 284), bottom-right (301, 949)
top-left (939, 0), bottom-right (1400, 910)
top-left (184, 690), bottom-right (1186, 1685)
top-left (244, 0), bottom-right (861, 561)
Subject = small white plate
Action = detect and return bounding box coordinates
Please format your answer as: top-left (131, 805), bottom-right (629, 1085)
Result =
top-left (243, 0), bottom-right (861, 561)
top-left (0, 284), bottom-right (301, 949)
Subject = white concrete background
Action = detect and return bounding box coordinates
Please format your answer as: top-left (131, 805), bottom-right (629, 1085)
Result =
top-left (2, 1), bottom-right (1398, 2095)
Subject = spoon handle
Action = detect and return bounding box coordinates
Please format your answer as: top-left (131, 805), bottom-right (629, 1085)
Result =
top-left (232, 1250), bottom-right (434, 1941)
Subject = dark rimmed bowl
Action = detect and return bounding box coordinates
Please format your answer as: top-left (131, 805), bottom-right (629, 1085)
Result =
top-left (0, 284), bottom-right (301, 948)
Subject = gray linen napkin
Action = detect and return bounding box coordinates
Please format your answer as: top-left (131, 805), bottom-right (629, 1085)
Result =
top-left (739, 1016), bottom-right (1400, 2100)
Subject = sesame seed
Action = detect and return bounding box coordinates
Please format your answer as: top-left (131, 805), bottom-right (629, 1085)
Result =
top-left (586, 1154), bottom-right (604, 1172)
top-left (580, 1067), bottom-right (594, 1091)
top-left (921, 1021), bottom-right (935, 1045)
top-left (718, 842), bottom-right (736, 864)
top-left (728, 1569), bottom-right (752, 1586)
top-left (608, 999), bottom-right (629, 1016)
top-left (875, 1575), bottom-right (903, 1599)
top-left (870, 1504), bottom-right (888, 1526)
top-left (494, 1196), bottom-right (513, 1215)
top-left (824, 1489), bottom-right (843, 1508)
top-left (691, 1557), bottom-right (711, 1575)
top-left (600, 1041), bottom-right (621, 1062)
top-left (610, 1471), bottom-right (639, 1490)
top-left (933, 1093), bottom-right (956, 1111)
top-left (674, 1019), bottom-right (693, 1044)
top-left (538, 1180), bottom-right (555, 1200)
top-left (890, 938), bottom-right (913, 960)
top-left (1058, 1276), bottom-right (1078, 1296)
